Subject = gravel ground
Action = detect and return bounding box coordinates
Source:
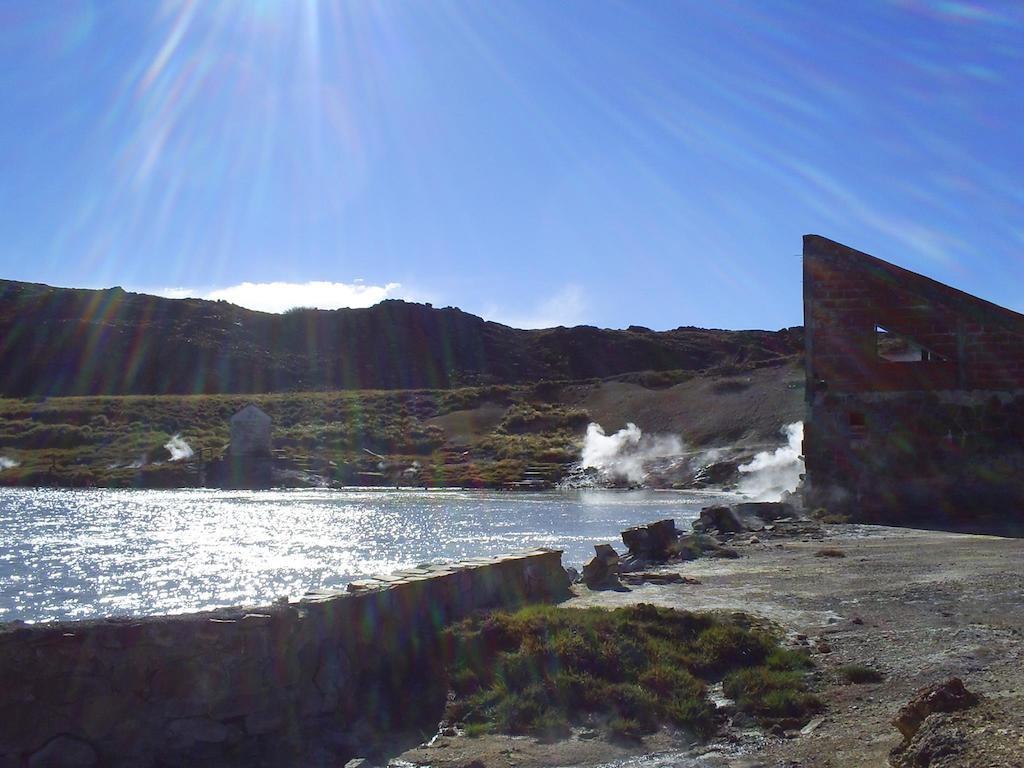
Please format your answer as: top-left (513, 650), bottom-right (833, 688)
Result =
top-left (398, 524), bottom-right (1024, 768)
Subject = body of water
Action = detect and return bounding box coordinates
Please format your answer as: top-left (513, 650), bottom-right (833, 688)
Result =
top-left (0, 487), bottom-right (733, 623)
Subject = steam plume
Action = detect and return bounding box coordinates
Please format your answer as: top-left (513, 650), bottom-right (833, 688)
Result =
top-left (164, 435), bottom-right (194, 461)
top-left (738, 421), bottom-right (804, 501)
top-left (0, 456), bottom-right (18, 470)
top-left (581, 422), bottom-right (684, 484)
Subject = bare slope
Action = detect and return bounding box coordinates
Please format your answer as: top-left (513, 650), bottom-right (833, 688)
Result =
top-left (570, 362), bottom-right (805, 447)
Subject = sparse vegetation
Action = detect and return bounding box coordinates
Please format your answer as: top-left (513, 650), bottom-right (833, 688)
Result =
top-left (441, 604), bottom-right (818, 741)
top-left (0, 388), bottom-right (591, 488)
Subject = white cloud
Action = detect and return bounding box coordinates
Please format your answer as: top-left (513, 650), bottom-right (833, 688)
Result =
top-left (484, 284), bottom-right (588, 329)
top-left (154, 280), bottom-right (405, 313)
top-left (149, 280), bottom-right (588, 328)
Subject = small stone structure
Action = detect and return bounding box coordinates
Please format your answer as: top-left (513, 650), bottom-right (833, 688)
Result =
top-left (802, 235), bottom-right (1024, 530)
top-left (229, 404), bottom-right (271, 458)
top-left (223, 404), bottom-right (273, 488)
top-left (0, 549), bottom-right (569, 767)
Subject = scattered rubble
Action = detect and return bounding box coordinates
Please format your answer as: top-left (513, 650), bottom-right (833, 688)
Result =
top-left (579, 504), bottom-right (827, 592)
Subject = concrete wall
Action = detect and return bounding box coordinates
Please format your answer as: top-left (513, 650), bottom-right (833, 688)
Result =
top-left (0, 549), bottom-right (569, 768)
top-left (802, 235), bottom-right (1024, 530)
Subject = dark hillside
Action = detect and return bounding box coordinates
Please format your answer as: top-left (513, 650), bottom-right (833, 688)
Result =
top-left (0, 280), bottom-right (802, 396)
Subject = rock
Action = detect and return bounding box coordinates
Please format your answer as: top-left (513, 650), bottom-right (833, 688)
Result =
top-left (890, 714), bottom-right (968, 768)
top-left (344, 760), bottom-right (372, 768)
top-left (582, 545), bottom-right (620, 588)
top-left (733, 501), bottom-right (797, 522)
top-left (699, 505), bottom-right (745, 534)
top-left (800, 716), bottom-right (825, 735)
top-left (617, 553), bottom-right (645, 573)
top-left (564, 567), bottom-right (580, 583)
top-left (581, 558), bottom-right (615, 588)
top-left (621, 519), bottom-right (678, 559)
top-left (891, 677), bottom-right (979, 743)
top-left (710, 546), bottom-right (740, 559)
top-left (28, 736), bottom-right (98, 768)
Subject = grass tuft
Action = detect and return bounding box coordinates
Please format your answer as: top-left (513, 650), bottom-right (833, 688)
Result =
top-left (723, 667), bottom-right (823, 721)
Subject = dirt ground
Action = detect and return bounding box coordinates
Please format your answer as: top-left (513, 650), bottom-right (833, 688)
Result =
top-left (572, 363), bottom-right (805, 448)
top-left (397, 524), bottom-right (1024, 768)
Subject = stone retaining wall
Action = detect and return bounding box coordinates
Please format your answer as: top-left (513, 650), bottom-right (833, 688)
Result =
top-left (0, 549), bottom-right (569, 768)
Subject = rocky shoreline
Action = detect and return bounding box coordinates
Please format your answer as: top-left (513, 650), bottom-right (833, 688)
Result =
top-left (396, 511), bottom-right (1024, 768)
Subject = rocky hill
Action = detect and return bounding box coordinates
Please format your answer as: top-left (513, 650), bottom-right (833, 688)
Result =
top-left (0, 280), bottom-right (803, 396)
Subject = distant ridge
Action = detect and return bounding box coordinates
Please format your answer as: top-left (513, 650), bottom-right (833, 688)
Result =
top-left (0, 279), bottom-right (802, 396)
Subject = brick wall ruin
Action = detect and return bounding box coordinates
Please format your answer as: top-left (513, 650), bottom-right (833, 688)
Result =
top-left (802, 235), bottom-right (1024, 531)
top-left (0, 549), bottom-right (569, 768)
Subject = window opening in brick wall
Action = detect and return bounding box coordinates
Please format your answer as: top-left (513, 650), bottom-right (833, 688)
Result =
top-left (876, 325), bottom-right (948, 363)
top-left (848, 411), bottom-right (867, 440)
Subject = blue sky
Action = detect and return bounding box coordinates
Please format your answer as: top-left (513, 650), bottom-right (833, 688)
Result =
top-left (1, 1), bottom-right (1021, 330)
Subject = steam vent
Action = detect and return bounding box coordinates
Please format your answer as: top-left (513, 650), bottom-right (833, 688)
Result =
top-left (802, 235), bottom-right (1024, 533)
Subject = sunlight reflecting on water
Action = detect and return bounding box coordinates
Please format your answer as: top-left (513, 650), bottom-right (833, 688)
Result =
top-left (0, 487), bottom-right (731, 623)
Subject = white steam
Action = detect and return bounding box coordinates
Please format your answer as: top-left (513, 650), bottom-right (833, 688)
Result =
top-left (738, 421), bottom-right (804, 501)
top-left (0, 456), bottom-right (19, 471)
top-left (164, 435), bottom-right (194, 461)
top-left (581, 422), bottom-right (684, 484)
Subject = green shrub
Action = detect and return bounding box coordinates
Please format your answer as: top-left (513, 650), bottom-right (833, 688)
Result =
top-left (694, 624), bottom-right (773, 675)
top-left (723, 667), bottom-right (822, 722)
top-left (765, 647), bottom-right (814, 672)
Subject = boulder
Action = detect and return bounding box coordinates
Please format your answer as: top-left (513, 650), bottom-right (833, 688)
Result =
top-left (733, 501), bottom-right (797, 522)
top-left (593, 544), bottom-right (620, 564)
top-left (891, 677), bottom-right (978, 743)
top-left (890, 714), bottom-right (967, 768)
top-left (698, 505), bottom-right (745, 534)
top-left (582, 544), bottom-right (620, 588)
top-left (620, 519), bottom-right (678, 559)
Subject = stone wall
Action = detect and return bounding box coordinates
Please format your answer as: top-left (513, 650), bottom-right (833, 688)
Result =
top-left (804, 389), bottom-right (1024, 529)
top-left (802, 235), bottom-right (1024, 531)
top-left (0, 549), bottom-right (569, 768)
